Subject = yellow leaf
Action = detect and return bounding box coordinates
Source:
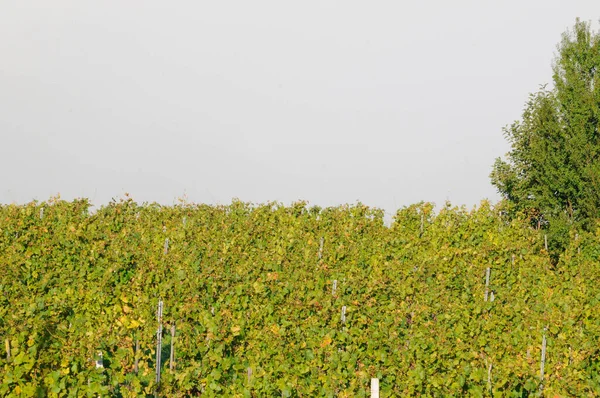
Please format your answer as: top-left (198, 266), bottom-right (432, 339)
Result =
top-left (127, 319), bottom-right (140, 329)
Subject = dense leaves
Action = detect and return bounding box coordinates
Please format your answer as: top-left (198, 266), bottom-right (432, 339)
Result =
top-left (1, 198), bottom-right (599, 396)
top-left (491, 19), bottom-right (600, 260)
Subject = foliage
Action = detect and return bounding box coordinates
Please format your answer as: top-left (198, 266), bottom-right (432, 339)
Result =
top-left (1, 198), bottom-right (600, 396)
top-left (491, 19), bottom-right (600, 259)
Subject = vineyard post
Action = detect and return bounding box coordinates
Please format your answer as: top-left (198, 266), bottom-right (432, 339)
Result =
top-left (544, 235), bottom-right (548, 251)
top-left (540, 327), bottom-right (547, 392)
top-left (371, 378), bottom-right (379, 398)
top-left (183, 216), bottom-right (187, 227)
top-left (318, 237), bottom-right (324, 260)
top-left (40, 207), bottom-right (44, 220)
top-left (169, 323), bottom-right (176, 373)
top-left (569, 346), bottom-right (572, 365)
top-left (484, 268), bottom-right (491, 302)
top-left (5, 338), bottom-right (10, 361)
top-left (164, 239), bottom-right (169, 255)
top-left (95, 352), bottom-right (104, 369)
top-left (247, 367), bottom-right (252, 385)
top-left (332, 280), bottom-right (337, 296)
top-left (486, 361), bottom-right (492, 394)
top-left (420, 214), bottom-right (424, 234)
top-left (341, 306), bottom-right (347, 324)
top-left (155, 299), bottom-right (164, 396)
top-left (134, 339), bottom-right (140, 374)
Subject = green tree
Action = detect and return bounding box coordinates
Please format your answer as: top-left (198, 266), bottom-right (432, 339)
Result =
top-left (491, 19), bottom-right (600, 259)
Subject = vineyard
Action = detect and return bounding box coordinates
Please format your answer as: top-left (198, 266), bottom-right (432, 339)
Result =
top-left (1, 198), bottom-right (600, 397)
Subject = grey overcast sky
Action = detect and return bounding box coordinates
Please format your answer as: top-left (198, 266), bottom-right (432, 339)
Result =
top-left (0, 1), bottom-right (598, 215)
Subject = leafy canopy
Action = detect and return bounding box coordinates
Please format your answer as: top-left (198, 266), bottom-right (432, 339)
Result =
top-left (491, 19), bottom-right (600, 241)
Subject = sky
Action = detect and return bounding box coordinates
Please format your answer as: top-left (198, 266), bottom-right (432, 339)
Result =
top-left (1, 1), bottom-right (598, 217)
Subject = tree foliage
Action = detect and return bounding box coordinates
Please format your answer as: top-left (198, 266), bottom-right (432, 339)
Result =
top-left (491, 19), bottom-right (600, 256)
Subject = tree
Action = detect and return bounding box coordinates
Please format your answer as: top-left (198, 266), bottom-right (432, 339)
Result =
top-left (491, 19), bottom-right (600, 259)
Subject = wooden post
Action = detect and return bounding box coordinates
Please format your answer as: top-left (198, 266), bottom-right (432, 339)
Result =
top-left (420, 214), bottom-right (424, 234)
top-left (40, 207), bottom-right (44, 219)
top-left (5, 339), bottom-right (10, 361)
top-left (484, 267), bottom-right (491, 302)
top-left (487, 361), bottom-right (492, 394)
top-left (318, 237), bottom-right (324, 260)
top-left (95, 351), bottom-right (104, 369)
top-left (569, 345), bottom-right (572, 365)
top-left (332, 280), bottom-right (337, 296)
top-left (164, 239), bottom-right (169, 255)
top-left (169, 323), bottom-right (176, 373)
top-left (341, 306), bottom-right (347, 324)
top-left (155, 300), bottom-right (164, 395)
top-left (371, 378), bottom-right (379, 398)
top-left (544, 235), bottom-right (548, 251)
top-left (134, 339), bottom-right (140, 374)
top-left (540, 328), bottom-right (547, 392)
top-left (247, 367), bottom-right (252, 384)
